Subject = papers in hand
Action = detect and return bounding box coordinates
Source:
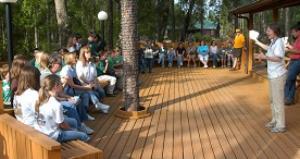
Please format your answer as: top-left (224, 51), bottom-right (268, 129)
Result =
top-left (249, 30), bottom-right (260, 40)
top-left (282, 37), bottom-right (288, 46)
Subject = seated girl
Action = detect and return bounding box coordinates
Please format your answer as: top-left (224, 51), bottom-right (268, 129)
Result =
top-left (76, 47), bottom-right (110, 113)
top-left (61, 52), bottom-right (101, 120)
top-left (34, 74), bottom-right (89, 142)
top-left (13, 65), bottom-right (40, 127)
top-left (0, 64), bottom-right (12, 106)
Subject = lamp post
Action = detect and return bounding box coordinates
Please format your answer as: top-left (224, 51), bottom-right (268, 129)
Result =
top-left (1, 0), bottom-right (16, 66)
top-left (98, 11), bottom-right (108, 42)
top-left (1, 0), bottom-right (17, 109)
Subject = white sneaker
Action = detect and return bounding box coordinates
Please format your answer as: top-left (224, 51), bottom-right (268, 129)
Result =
top-left (80, 123), bottom-right (94, 135)
top-left (95, 102), bottom-right (110, 114)
top-left (87, 114), bottom-right (95, 121)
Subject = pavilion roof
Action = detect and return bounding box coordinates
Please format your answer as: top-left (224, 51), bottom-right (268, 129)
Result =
top-left (230, 0), bottom-right (300, 15)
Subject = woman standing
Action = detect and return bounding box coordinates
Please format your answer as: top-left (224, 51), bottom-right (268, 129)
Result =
top-left (254, 24), bottom-right (287, 133)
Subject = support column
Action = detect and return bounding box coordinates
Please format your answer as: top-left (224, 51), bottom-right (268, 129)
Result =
top-left (272, 9), bottom-right (279, 22)
top-left (248, 13), bottom-right (254, 74)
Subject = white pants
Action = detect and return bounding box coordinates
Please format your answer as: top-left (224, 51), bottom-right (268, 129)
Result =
top-left (98, 75), bottom-right (117, 94)
top-left (269, 74), bottom-right (287, 129)
top-left (198, 54), bottom-right (209, 62)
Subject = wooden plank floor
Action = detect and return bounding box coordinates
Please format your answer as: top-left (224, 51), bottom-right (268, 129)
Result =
top-left (87, 68), bottom-right (300, 159)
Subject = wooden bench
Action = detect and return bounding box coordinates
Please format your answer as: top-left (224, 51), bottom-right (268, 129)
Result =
top-left (0, 114), bottom-right (103, 159)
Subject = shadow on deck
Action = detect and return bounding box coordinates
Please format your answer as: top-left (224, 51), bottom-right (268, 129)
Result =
top-left (86, 68), bottom-right (300, 159)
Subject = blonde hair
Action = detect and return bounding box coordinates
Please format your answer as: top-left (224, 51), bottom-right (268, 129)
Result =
top-left (63, 52), bottom-right (76, 65)
top-left (0, 64), bottom-right (9, 79)
top-left (35, 74), bottom-right (61, 113)
top-left (38, 52), bottom-right (50, 70)
top-left (11, 55), bottom-right (27, 80)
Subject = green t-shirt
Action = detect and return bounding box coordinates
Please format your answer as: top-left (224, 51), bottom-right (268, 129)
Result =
top-left (96, 60), bottom-right (106, 76)
top-left (2, 80), bottom-right (12, 105)
top-left (108, 55), bottom-right (123, 69)
top-left (89, 41), bottom-right (98, 56)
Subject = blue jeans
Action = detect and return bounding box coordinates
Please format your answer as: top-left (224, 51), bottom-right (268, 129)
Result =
top-left (139, 57), bottom-right (146, 73)
top-left (62, 103), bottom-right (82, 128)
top-left (64, 87), bottom-right (89, 122)
top-left (64, 116), bottom-right (78, 130)
top-left (177, 54), bottom-right (183, 66)
top-left (284, 60), bottom-right (300, 102)
top-left (168, 54), bottom-right (175, 66)
top-left (158, 53), bottom-right (165, 67)
top-left (212, 53), bottom-right (219, 67)
top-left (145, 58), bottom-right (153, 72)
top-left (57, 130), bottom-right (90, 143)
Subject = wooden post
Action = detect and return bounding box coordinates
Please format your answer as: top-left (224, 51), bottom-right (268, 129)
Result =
top-left (248, 13), bottom-right (254, 74)
top-left (272, 9), bottom-right (279, 22)
top-left (234, 14), bottom-right (239, 29)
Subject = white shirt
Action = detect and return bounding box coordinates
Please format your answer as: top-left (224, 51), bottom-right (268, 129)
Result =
top-left (76, 61), bottom-right (97, 84)
top-left (210, 46), bottom-right (218, 54)
top-left (60, 65), bottom-right (77, 79)
top-left (13, 89), bottom-right (38, 127)
top-left (34, 96), bottom-right (64, 140)
top-left (266, 38), bottom-right (287, 79)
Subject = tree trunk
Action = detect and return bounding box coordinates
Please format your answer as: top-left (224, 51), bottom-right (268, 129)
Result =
top-left (46, 0), bottom-right (51, 50)
top-left (285, 8), bottom-right (289, 36)
top-left (121, 0), bottom-right (139, 111)
top-left (200, 0), bottom-right (204, 35)
top-left (171, 0), bottom-right (176, 41)
top-left (34, 6), bottom-right (39, 49)
top-left (108, 0), bottom-right (114, 49)
top-left (180, 0), bottom-right (195, 41)
top-left (54, 0), bottom-right (69, 47)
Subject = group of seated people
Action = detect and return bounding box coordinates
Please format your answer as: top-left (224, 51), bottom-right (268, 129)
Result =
top-left (0, 33), bottom-right (124, 143)
top-left (138, 39), bottom-right (236, 73)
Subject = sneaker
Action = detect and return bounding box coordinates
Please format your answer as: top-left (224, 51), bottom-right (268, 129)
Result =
top-left (87, 114), bottom-right (95, 121)
top-left (95, 103), bottom-right (110, 114)
top-left (284, 99), bottom-right (295, 106)
top-left (271, 127), bottom-right (286, 133)
top-left (80, 123), bottom-right (94, 135)
top-left (265, 121), bottom-right (276, 129)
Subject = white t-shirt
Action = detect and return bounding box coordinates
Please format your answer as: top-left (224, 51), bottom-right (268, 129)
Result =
top-left (60, 65), bottom-right (77, 79)
top-left (34, 96), bottom-right (64, 140)
top-left (266, 38), bottom-right (287, 79)
top-left (76, 61), bottom-right (97, 84)
top-left (210, 46), bottom-right (218, 54)
top-left (13, 89), bottom-right (38, 127)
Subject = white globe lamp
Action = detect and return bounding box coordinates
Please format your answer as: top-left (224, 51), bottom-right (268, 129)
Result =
top-left (98, 11), bottom-right (108, 21)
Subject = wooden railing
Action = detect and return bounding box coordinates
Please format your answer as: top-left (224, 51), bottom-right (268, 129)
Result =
top-left (0, 114), bottom-right (102, 159)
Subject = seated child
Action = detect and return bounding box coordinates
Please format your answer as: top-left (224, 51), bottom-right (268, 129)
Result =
top-left (34, 74), bottom-right (90, 143)
top-left (0, 64), bottom-right (12, 106)
top-left (13, 65), bottom-right (40, 127)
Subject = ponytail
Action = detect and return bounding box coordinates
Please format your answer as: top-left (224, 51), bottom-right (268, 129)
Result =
top-left (35, 74), bottom-right (61, 118)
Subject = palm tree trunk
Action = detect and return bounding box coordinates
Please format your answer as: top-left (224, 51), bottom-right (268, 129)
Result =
top-left (121, 0), bottom-right (139, 111)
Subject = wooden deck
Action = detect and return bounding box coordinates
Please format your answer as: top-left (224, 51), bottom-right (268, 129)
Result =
top-left (86, 68), bottom-right (300, 159)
